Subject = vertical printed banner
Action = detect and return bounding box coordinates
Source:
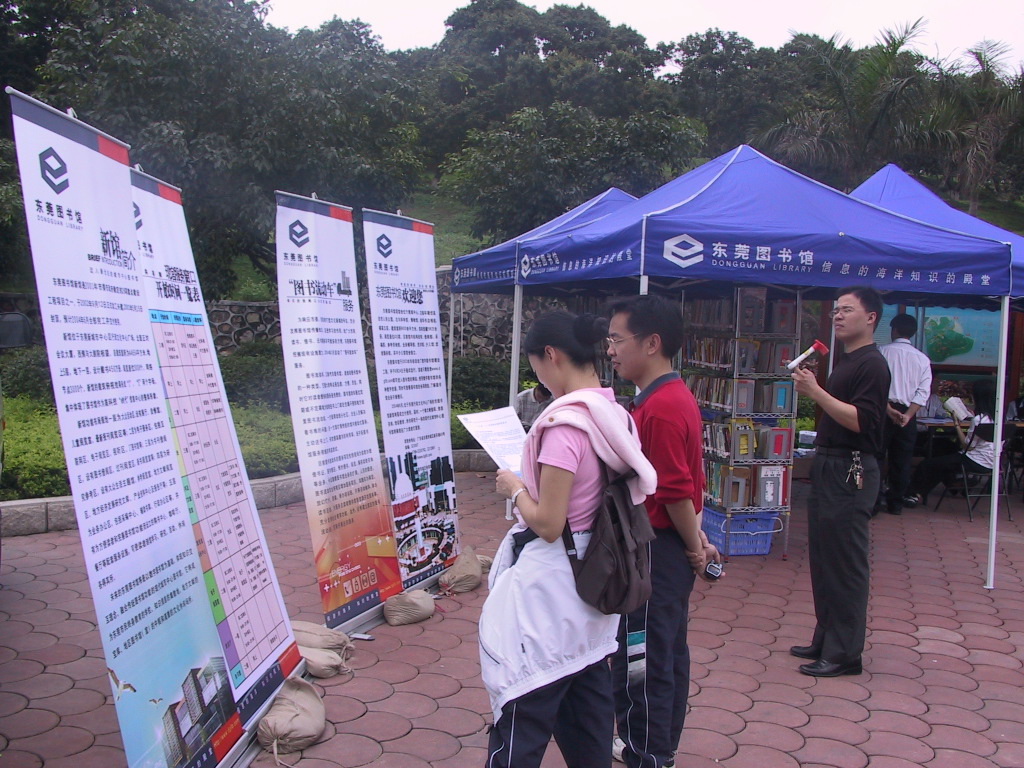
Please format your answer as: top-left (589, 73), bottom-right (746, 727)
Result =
top-left (275, 192), bottom-right (402, 627)
top-left (9, 92), bottom-right (249, 768)
top-left (132, 170), bottom-right (298, 725)
top-left (363, 209), bottom-right (460, 587)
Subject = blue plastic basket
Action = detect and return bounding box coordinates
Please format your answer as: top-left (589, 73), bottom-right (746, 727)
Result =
top-left (702, 506), bottom-right (781, 556)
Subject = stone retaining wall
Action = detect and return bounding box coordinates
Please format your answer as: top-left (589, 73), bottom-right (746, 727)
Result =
top-left (0, 450), bottom-right (498, 537)
top-left (1, 269), bottom-right (594, 360)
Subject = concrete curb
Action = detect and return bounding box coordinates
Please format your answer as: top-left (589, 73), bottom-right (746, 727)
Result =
top-left (0, 449), bottom-right (497, 537)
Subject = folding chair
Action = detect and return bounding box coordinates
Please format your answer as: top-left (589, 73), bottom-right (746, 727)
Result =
top-left (934, 423), bottom-right (1016, 522)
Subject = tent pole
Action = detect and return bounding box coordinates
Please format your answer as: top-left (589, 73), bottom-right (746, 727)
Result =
top-left (509, 284), bottom-right (524, 406)
top-left (985, 294), bottom-right (1011, 589)
top-left (505, 283), bottom-right (524, 522)
top-left (447, 279), bottom-right (456, 409)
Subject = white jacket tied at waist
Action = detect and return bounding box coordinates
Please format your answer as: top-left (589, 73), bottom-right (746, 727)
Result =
top-left (479, 389), bottom-right (657, 722)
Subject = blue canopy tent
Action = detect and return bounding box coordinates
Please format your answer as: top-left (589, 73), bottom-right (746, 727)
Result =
top-left (451, 147), bottom-right (1015, 584)
top-left (851, 164), bottom-right (1024, 298)
top-left (449, 187), bottom-right (636, 407)
top-left (451, 186), bottom-right (636, 295)
top-left (509, 145), bottom-right (1013, 297)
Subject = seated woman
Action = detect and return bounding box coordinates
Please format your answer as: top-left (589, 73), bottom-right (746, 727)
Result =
top-left (904, 378), bottom-right (996, 507)
top-left (480, 310), bottom-right (656, 768)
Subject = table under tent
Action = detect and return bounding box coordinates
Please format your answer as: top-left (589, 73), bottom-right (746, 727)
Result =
top-left (452, 145), bottom-right (1016, 583)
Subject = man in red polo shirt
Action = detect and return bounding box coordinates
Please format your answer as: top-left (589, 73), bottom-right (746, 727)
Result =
top-left (607, 295), bottom-right (719, 768)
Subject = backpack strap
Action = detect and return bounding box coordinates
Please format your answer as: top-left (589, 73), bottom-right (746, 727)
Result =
top-left (561, 409), bottom-right (638, 562)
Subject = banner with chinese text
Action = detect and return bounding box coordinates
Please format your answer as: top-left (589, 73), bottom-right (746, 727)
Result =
top-left (275, 192), bottom-right (402, 626)
top-left (363, 209), bottom-right (460, 587)
top-left (133, 169), bottom-right (298, 721)
top-left (10, 91), bottom-right (271, 768)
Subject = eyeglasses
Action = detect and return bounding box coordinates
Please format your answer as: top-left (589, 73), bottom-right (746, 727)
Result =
top-left (606, 333), bottom-right (640, 348)
top-left (828, 306), bottom-right (861, 319)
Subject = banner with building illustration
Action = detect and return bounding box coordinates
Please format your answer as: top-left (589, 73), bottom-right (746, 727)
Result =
top-left (132, 169), bottom-right (298, 716)
top-left (10, 89), bottom-right (298, 768)
top-left (275, 192), bottom-right (402, 626)
top-left (363, 209), bottom-right (460, 587)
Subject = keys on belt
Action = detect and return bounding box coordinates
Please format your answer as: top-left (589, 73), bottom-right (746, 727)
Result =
top-left (846, 451), bottom-right (864, 490)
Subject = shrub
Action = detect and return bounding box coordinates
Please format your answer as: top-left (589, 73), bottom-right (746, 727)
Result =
top-left (0, 396), bottom-right (69, 500)
top-left (219, 341), bottom-right (288, 411)
top-left (231, 404), bottom-right (299, 478)
top-left (450, 400), bottom-right (483, 449)
top-left (451, 357), bottom-right (510, 409)
top-left (0, 345), bottom-right (54, 404)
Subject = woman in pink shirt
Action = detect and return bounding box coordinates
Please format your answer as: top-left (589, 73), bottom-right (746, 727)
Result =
top-left (480, 311), bottom-right (655, 768)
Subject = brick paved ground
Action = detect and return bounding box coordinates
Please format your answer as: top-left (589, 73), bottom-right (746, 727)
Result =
top-left (3, 472), bottom-right (1024, 767)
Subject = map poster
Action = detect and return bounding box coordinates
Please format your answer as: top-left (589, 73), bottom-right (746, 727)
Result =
top-left (922, 307), bottom-right (1000, 367)
top-left (275, 192), bottom-right (402, 627)
top-left (133, 169), bottom-right (298, 724)
top-left (10, 90), bottom-right (253, 768)
top-left (363, 209), bottom-right (460, 587)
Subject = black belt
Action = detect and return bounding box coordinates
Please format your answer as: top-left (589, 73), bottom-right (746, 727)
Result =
top-left (889, 401), bottom-right (910, 413)
top-left (816, 447), bottom-right (857, 458)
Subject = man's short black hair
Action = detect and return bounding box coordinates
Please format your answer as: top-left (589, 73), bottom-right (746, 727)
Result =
top-left (606, 295), bottom-right (684, 359)
top-left (838, 286), bottom-right (883, 329)
top-left (890, 313), bottom-right (917, 338)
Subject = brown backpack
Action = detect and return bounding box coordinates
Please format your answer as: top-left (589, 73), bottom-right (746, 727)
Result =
top-left (561, 466), bottom-right (655, 615)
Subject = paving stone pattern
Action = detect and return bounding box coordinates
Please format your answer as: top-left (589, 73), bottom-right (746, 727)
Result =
top-left (2, 473), bottom-right (1024, 767)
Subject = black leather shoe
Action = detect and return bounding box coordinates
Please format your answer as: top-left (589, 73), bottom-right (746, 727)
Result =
top-left (885, 507), bottom-right (902, 516)
top-left (799, 658), bottom-right (862, 677)
top-left (789, 645), bottom-right (821, 660)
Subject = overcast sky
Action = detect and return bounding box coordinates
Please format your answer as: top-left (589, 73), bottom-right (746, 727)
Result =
top-left (264, 0), bottom-right (1023, 69)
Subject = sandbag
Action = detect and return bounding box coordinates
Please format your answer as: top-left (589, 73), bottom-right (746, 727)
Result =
top-left (383, 589), bottom-right (435, 626)
top-left (477, 554), bottom-right (493, 575)
top-left (257, 677), bottom-right (325, 759)
top-left (438, 545), bottom-right (483, 595)
top-left (298, 644), bottom-right (347, 678)
top-left (290, 620), bottom-right (354, 663)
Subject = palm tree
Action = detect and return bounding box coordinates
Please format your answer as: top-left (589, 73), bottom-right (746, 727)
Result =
top-left (918, 41), bottom-right (1023, 215)
top-left (756, 20), bottom-right (931, 190)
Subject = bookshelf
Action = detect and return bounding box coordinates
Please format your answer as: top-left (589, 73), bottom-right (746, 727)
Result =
top-left (683, 287), bottom-right (799, 559)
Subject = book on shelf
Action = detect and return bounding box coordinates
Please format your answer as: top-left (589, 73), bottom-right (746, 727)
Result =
top-left (735, 379), bottom-right (755, 413)
top-left (704, 462), bottom-right (790, 509)
top-left (769, 299), bottom-right (797, 334)
top-left (738, 287), bottom-right (767, 335)
top-left (684, 296), bottom-right (734, 329)
top-left (736, 339), bottom-right (758, 373)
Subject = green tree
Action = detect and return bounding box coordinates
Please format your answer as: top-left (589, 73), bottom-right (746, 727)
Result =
top-left (409, 0), bottom-right (674, 171)
top-left (919, 42), bottom-right (1024, 214)
top-left (663, 29), bottom-right (820, 156)
top-left (441, 101), bottom-right (704, 242)
top-left (37, 0), bottom-right (422, 296)
top-left (756, 20), bottom-right (932, 189)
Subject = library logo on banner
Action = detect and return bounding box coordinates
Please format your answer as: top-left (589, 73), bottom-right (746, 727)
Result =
top-left (39, 147), bottom-right (69, 194)
top-left (289, 219), bottom-right (309, 247)
top-left (377, 233), bottom-right (393, 258)
top-left (662, 234), bottom-right (703, 270)
top-left (133, 202), bottom-right (142, 230)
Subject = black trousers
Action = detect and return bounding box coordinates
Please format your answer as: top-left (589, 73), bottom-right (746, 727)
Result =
top-left (909, 452), bottom-right (988, 502)
top-left (878, 410), bottom-right (917, 511)
top-left (807, 451), bottom-right (877, 664)
top-left (611, 528), bottom-right (695, 768)
top-left (486, 659), bottom-right (613, 768)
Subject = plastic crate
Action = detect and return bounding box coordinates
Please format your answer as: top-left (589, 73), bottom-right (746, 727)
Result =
top-left (702, 506), bottom-right (782, 556)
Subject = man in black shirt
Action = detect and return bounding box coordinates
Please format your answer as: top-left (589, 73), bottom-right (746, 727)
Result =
top-left (790, 286), bottom-right (890, 677)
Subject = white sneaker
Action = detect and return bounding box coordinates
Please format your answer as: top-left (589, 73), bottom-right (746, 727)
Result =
top-left (612, 737), bottom-right (626, 763)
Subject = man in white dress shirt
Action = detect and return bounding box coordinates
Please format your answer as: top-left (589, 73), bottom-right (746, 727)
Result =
top-left (877, 313), bottom-right (932, 516)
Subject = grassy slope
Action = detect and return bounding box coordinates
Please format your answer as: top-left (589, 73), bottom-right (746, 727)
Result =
top-left (401, 190), bottom-right (487, 267)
